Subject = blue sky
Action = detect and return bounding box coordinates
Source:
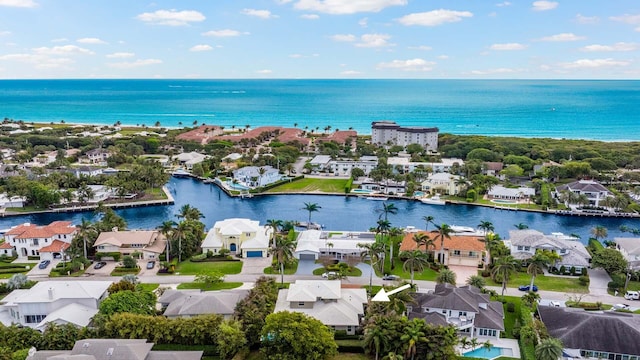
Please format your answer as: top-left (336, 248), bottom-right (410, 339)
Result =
top-left (0, 0), bottom-right (639, 79)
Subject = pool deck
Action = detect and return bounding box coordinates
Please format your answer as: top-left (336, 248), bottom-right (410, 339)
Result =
top-left (458, 337), bottom-right (520, 359)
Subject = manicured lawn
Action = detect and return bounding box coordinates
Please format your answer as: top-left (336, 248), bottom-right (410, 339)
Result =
top-left (138, 283), bottom-right (159, 292)
top-left (312, 267), bottom-right (363, 277)
top-left (177, 282), bottom-right (243, 291)
top-left (175, 260), bottom-right (243, 275)
top-left (0, 262), bottom-right (32, 278)
top-left (264, 260), bottom-right (299, 275)
top-left (379, 257), bottom-right (439, 281)
top-left (110, 267), bottom-right (140, 276)
top-left (265, 178), bottom-right (349, 193)
top-left (625, 280), bottom-right (640, 292)
top-left (484, 270), bottom-right (588, 293)
top-left (500, 296), bottom-right (522, 339)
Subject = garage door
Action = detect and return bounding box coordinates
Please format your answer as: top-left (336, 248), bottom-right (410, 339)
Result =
top-left (299, 254), bottom-right (316, 261)
top-left (246, 251), bottom-right (263, 258)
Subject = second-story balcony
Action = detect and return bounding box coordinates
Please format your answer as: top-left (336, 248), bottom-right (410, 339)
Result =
top-left (447, 316), bottom-right (474, 329)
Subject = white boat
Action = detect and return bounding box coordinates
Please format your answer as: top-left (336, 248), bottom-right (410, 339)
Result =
top-left (366, 194), bottom-right (389, 201)
top-left (171, 168), bottom-right (191, 178)
top-left (420, 195), bottom-right (446, 205)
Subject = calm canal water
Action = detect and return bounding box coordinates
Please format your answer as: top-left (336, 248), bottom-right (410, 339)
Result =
top-left (0, 178), bottom-right (638, 243)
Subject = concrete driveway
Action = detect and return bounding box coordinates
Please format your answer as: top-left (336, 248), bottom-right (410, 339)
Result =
top-left (26, 259), bottom-right (60, 278)
top-left (296, 259), bottom-right (319, 275)
top-left (448, 265), bottom-right (479, 286)
top-left (240, 257), bottom-right (272, 275)
top-left (138, 259), bottom-right (158, 276)
top-left (84, 261), bottom-right (117, 276)
top-left (589, 268), bottom-right (613, 296)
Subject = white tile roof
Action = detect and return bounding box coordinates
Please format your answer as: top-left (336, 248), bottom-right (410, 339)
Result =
top-left (2, 281), bottom-right (111, 304)
top-left (294, 230), bottom-right (375, 255)
top-left (36, 303), bottom-right (98, 330)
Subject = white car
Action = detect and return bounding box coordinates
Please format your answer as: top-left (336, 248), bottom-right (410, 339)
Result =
top-left (612, 303), bottom-right (630, 311)
top-left (549, 301), bottom-right (561, 307)
top-left (624, 290), bottom-right (639, 300)
top-left (322, 271), bottom-right (337, 279)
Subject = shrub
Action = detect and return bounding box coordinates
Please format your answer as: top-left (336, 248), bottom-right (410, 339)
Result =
top-left (559, 265), bottom-right (566, 274)
top-left (122, 256), bottom-right (137, 269)
top-left (578, 275), bottom-right (590, 286)
top-left (96, 252), bottom-right (121, 261)
top-left (581, 267), bottom-right (588, 276)
top-left (506, 302), bottom-right (515, 313)
top-left (570, 266), bottom-right (576, 275)
top-left (481, 270), bottom-right (491, 277)
top-left (466, 189), bottom-right (477, 202)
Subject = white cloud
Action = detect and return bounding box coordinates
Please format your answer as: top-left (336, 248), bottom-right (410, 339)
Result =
top-left (437, 55), bottom-right (449, 59)
top-left (300, 14), bottom-right (319, 19)
top-left (609, 13), bottom-right (640, 25)
top-left (242, 8), bottom-right (278, 19)
top-left (290, 53), bottom-right (319, 58)
top-left (32, 45), bottom-right (94, 55)
top-left (331, 34), bottom-right (356, 42)
top-left (77, 38), bottom-right (107, 45)
top-left (398, 9), bottom-right (473, 27)
top-left (538, 33), bottom-right (585, 42)
top-left (256, 69), bottom-right (273, 74)
top-left (136, 9), bottom-right (205, 26)
top-left (108, 59), bottom-right (162, 69)
top-left (189, 44), bottom-right (213, 52)
top-left (490, 43), bottom-right (527, 50)
top-left (377, 58), bottom-right (435, 71)
top-left (355, 33), bottom-right (394, 48)
top-left (202, 29), bottom-right (248, 37)
top-left (559, 58), bottom-right (631, 69)
top-left (51, 38), bottom-right (68, 43)
top-left (358, 17), bottom-right (368, 27)
top-left (0, 53), bottom-right (74, 69)
top-left (0, 31), bottom-right (10, 36)
top-left (470, 67), bottom-right (520, 75)
top-left (106, 52), bottom-right (135, 58)
top-left (408, 45), bottom-right (432, 51)
top-left (575, 14), bottom-right (599, 24)
top-left (532, 1), bottom-right (558, 11)
top-left (275, 0), bottom-right (293, 4)
top-left (340, 70), bottom-right (361, 75)
top-left (580, 42), bottom-right (638, 52)
top-left (495, 1), bottom-right (511, 7)
top-left (293, 0), bottom-right (407, 15)
top-left (0, 0), bottom-right (37, 7)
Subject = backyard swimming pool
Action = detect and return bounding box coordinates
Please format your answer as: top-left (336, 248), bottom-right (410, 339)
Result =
top-left (227, 181), bottom-right (251, 190)
top-left (490, 199), bottom-right (518, 205)
top-left (351, 189), bottom-right (373, 194)
top-left (463, 346), bottom-right (513, 359)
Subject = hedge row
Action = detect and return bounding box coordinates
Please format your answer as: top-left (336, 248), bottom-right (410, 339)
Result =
top-left (95, 252), bottom-right (122, 261)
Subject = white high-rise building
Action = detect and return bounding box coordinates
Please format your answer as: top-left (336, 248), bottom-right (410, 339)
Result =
top-left (371, 121), bottom-right (439, 151)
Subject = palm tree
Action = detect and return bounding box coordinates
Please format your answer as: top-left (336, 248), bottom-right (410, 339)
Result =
top-left (492, 255), bottom-right (517, 297)
top-left (481, 232), bottom-right (501, 271)
top-left (591, 225), bottom-right (608, 241)
top-left (270, 235), bottom-right (296, 284)
top-left (77, 218), bottom-right (95, 259)
top-left (412, 233), bottom-right (435, 255)
top-left (434, 223), bottom-right (454, 264)
top-left (176, 204), bottom-right (204, 222)
top-left (422, 215), bottom-right (435, 232)
top-left (521, 291), bottom-right (541, 307)
top-left (302, 202), bottom-right (321, 228)
top-left (436, 268), bottom-right (457, 285)
top-left (364, 322), bottom-right (389, 360)
top-left (378, 202), bottom-right (398, 221)
top-left (401, 319), bottom-right (427, 360)
top-left (527, 252), bottom-right (549, 289)
top-left (265, 219), bottom-right (282, 248)
top-left (171, 221), bottom-right (189, 263)
top-left (400, 250), bottom-right (430, 285)
top-left (466, 275), bottom-right (486, 289)
top-left (388, 226), bottom-right (404, 270)
top-left (157, 220), bottom-right (176, 263)
top-left (477, 221), bottom-right (494, 236)
top-left (359, 242), bottom-right (385, 290)
top-left (535, 338), bottom-right (563, 360)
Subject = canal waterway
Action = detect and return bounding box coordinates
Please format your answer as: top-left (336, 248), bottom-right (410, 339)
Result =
top-left (1, 178), bottom-right (638, 243)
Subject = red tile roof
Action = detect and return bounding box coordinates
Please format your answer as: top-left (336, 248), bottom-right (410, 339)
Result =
top-left (0, 242), bottom-right (12, 249)
top-left (400, 231), bottom-right (486, 252)
top-left (5, 221), bottom-right (76, 239)
top-left (315, 130), bottom-right (358, 145)
top-left (39, 240), bottom-right (70, 253)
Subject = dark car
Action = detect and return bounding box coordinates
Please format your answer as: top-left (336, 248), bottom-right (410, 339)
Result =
top-left (382, 274), bottom-right (400, 281)
top-left (93, 261), bottom-right (107, 270)
top-left (518, 284), bottom-right (538, 292)
top-left (146, 261), bottom-right (156, 269)
top-left (38, 260), bottom-right (50, 269)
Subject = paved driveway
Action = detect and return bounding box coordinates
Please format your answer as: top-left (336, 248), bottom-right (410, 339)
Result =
top-left (240, 256), bottom-right (273, 275)
top-left (26, 259), bottom-right (60, 278)
top-left (448, 265), bottom-right (479, 285)
top-left (589, 268), bottom-right (613, 296)
top-left (84, 261), bottom-right (117, 276)
top-left (295, 259), bottom-right (319, 275)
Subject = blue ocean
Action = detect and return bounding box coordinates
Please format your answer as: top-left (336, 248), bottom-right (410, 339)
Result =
top-left (0, 79), bottom-right (638, 141)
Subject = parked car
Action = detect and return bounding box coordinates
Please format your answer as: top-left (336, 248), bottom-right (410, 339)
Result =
top-left (322, 271), bottom-right (337, 279)
top-left (93, 261), bottom-right (107, 270)
top-left (146, 261), bottom-right (156, 269)
top-left (382, 274), bottom-right (400, 281)
top-left (518, 284), bottom-right (538, 292)
top-left (613, 303), bottom-right (630, 311)
top-left (549, 301), bottom-right (561, 307)
top-left (624, 290), bottom-right (639, 300)
top-left (38, 260), bottom-right (50, 269)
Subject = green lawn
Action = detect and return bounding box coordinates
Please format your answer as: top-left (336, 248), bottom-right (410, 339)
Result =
top-left (312, 267), bottom-right (363, 277)
top-left (484, 270), bottom-right (588, 293)
top-left (176, 282), bottom-right (243, 291)
top-left (0, 263), bottom-right (32, 278)
top-left (265, 178), bottom-right (348, 193)
top-left (500, 296), bottom-right (522, 339)
top-left (264, 260), bottom-right (299, 275)
top-left (625, 280), bottom-right (640, 291)
top-left (175, 260), bottom-right (243, 275)
top-left (110, 267), bottom-right (140, 276)
top-left (138, 283), bottom-right (159, 292)
top-left (380, 257), bottom-right (439, 281)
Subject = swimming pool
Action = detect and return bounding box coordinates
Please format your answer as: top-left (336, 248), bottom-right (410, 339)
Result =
top-left (414, 191), bottom-right (425, 197)
top-left (463, 346), bottom-right (513, 359)
top-left (227, 181), bottom-right (251, 190)
top-left (490, 199), bottom-right (518, 205)
top-left (351, 189), bottom-right (373, 194)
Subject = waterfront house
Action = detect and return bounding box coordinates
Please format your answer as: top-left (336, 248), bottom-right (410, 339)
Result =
top-left (421, 173), bottom-right (463, 195)
top-left (75, 185), bottom-right (116, 204)
top-left (328, 156), bottom-right (378, 177)
top-left (555, 179), bottom-right (613, 207)
top-left (408, 284), bottom-right (505, 339)
top-left (71, 166), bottom-right (103, 178)
top-left (232, 165), bottom-right (281, 188)
top-left (201, 218), bottom-right (270, 258)
top-left (614, 237), bottom-right (640, 270)
top-left (487, 185), bottom-right (535, 201)
top-left (504, 230), bottom-right (591, 271)
top-left (4, 221), bottom-right (77, 260)
top-left (85, 148), bottom-right (110, 165)
top-left (158, 289), bottom-right (249, 319)
top-left (538, 305), bottom-right (640, 359)
top-left (26, 338), bottom-right (203, 360)
top-left (0, 241), bottom-right (12, 256)
top-left (483, 162), bottom-right (504, 177)
top-left (399, 231), bottom-right (486, 267)
top-left (0, 193), bottom-right (26, 208)
top-left (93, 230), bottom-right (166, 260)
top-left (0, 280), bottom-right (111, 330)
top-left (274, 280), bottom-right (368, 335)
top-left (294, 230), bottom-right (376, 261)
top-left (173, 151), bottom-right (208, 170)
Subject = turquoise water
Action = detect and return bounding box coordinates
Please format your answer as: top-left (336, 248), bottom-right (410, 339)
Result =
top-left (414, 191), bottom-right (425, 197)
top-left (351, 189), bottom-right (373, 194)
top-left (227, 181), bottom-right (250, 190)
top-left (491, 199), bottom-right (518, 204)
top-left (0, 79), bottom-right (639, 140)
top-left (463, 346), bottom-right (510, 359)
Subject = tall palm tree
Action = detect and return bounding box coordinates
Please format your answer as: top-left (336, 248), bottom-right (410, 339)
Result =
top-left (269, 235), bottom-right (296, 284)
top-left (359, 242), bottom-right (385, 290)
top-left (436, 268), bottom-right (457, 285)
top-left (401, 250), bottom-right (430, 285)
top-left (171, 221), bottom-right (189, 263)
top-left (481, 232), bottom-right (501, 271)
top-left (535, 338), bottom-right (563, 360)
top-left (591, 225), bottom-right (608, 241)
top-left (477, 221), bottom-right (494, 236)
top-left (434, 223), bottom-right (454, 264)
top-left (378, 202), bottom-right (398, 221)
top-left (364, 321), bottom-right (389, 360)
top-left (158, 220), bottom-right (176, 262)
top-left (492, 255), bottom-right (517, 297)
top-left (422, 215), bottom-right (434, 232)
top-left (388, 227), bottom-right (404, 270)
top-left (176, 204), bottom-right (204, 222)
top-left (401, 319), bottom-right (427, 360)
top-left (265, 219), bottom-right (282, 248)
top-left (412, 233), bottom-right (435, 255)
top-left (302, 202), bottom-right (321, 228)
top-left (527, 252), bottom-right (549, 289)
top-left (77, 218), bottom-right (95, 259)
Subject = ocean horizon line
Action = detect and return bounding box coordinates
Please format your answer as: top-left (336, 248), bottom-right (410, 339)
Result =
top-left (1, 78), bottom-right (640, 82)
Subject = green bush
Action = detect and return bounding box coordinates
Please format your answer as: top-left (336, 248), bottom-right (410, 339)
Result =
top-left (578, 275), bottom-right (590, 286)
top-left (122, 256), bottom-right (137, 269)
top-left (96, 252), bottom-right (121, 261)
top-left (506, 302), bottom-right (515, 313)
top-left (466, 189), bottom-right (477, 202)
top-left (570, 266), bottom-right (576, 275)
top-left (27, 256), bottom-right (40, 261)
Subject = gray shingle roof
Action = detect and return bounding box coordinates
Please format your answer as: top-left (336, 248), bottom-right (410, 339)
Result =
top-left (162, 290), bottom-right (249, 317)
top-left (539, 306), bottom-right (640, 356)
